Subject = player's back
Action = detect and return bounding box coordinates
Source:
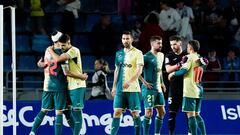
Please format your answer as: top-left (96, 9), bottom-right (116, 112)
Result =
top-left (43, 48), bottom-right (68, 92)
top-left (182, 53), bottom-right (203, 98)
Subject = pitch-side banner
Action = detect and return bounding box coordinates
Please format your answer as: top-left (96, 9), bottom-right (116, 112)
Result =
top-left (3, 100), bottom-right (240, 135)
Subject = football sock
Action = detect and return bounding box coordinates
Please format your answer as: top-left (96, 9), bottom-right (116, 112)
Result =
top-left (155, 116), bottom-right (163, 134)
top-left (188, 116), bottom-right (197, 135)
top-left (31, 111), bottom-right (46, 133)
top-left (143, 116), bottom-right (151, 135)
top-left (134, 116), bottom-right (141, 135)
top-left (111, 117), bottom-right (120, 135)
top-left (196, 115), bottom-right (206, 135)
top-left (55, 114), bottom-right (63, 135)
top-left (72, 109), bottom-right (82, 135)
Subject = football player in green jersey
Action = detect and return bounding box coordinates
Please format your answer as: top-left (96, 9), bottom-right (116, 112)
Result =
top-left (30, 31), bottom-right (67, 135)
top-left (111, 31), bottom-right (144, 135)
top-left (47, 34), bottom-right (88, 135)
top-left (139, 36), bottom-right (166, 135)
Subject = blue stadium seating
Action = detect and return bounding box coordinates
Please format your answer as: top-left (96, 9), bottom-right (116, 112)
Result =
top-left (82, 55), bottom-right (96, 70)
top-left (101, 56), bottom-right (115, 70)
top-left (32, 35), bottom-right (51, 53)
top-left (4, 55), bottom-right (12, 71)
top-left (85, 15), bottom-right (101, 32)
top-left (99, 0), bottom-right (117, 13)
top-left (49, 13), bottom-right (63, 32)
top-left (80, 0), bottom-right (97, 12)
top-left (74, 15), bottom-right (87, 32)
top-left (23, 75), bottom-right (42, 89)
top-left (17, 55), bottom-right (37, 70)
top-left (4, 33), bottom-right (11, 53)
top-left (16, 35), bottom-right (31, 53)
top-left (72, 35), bottom-right (91, 53)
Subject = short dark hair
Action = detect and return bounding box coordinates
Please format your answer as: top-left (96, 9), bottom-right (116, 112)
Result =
top-left (122, 31), bottom-right (133, 37)
top-left (150, 36), bottom-right (162, 43)
top-left (169, 35), bottom-right (182, 41)
top-left (188, 40), bottom-right (200, 52)
top-left (58, 34), bottom-right (70, 43)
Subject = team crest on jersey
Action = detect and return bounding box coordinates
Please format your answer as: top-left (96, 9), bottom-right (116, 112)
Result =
top-left (118, 54), bottom-right (122, 59)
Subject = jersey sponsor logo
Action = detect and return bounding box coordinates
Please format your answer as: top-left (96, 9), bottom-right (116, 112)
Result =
top-left (221, 105), bottom-right (240, 120)
top-left (122, 63), bottom-right (132, 68)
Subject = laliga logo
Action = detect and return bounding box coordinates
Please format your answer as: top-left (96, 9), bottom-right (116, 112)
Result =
top-left (3, 105), bottom-right (135, 134)
top-left (221, 105), bottom-right (240, 120)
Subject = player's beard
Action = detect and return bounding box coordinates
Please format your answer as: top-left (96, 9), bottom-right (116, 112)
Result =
top-left (155, 47), bottom-right (161, 52)
top-left (123, 42), bottom-right (131, 48)
top-left (173, 48), bottom-right (179, 53)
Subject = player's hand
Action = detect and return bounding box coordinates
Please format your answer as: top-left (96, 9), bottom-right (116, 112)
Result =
top-left (176, 56), bottom-right (188, 69)
top-left (161, 84), bottom-right (166, 92)
top-left (111, 87), bottom-right (116, 97)
top-left (81, 73), bottom-right (88, 80)
top-left (83, 73), bottom-right (88, 80)
top-left (200, 57), bottom-right (209, 66)
top-left (196, 57), bottom-right (209, 66)
top-left (123, 82), bottom-right (130, 89)
top-left (168, 72), bottom-right (175, 81)
top-left (143, 82), bottom-right (153, 90)
top-left (37, 57), bottom-right (47, 68)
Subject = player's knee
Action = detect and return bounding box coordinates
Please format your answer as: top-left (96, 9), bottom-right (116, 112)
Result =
top-left (195, 112), bottom-right (200, 116)
top-left (113, 109), bottom-right (122, 117)
top-left (72, 108), bottom-right (82, 112)
top-left (131, 111), bottom-right (140, 118)
top-left (145, 109), bottom-right (153, 118)
top-left (41, 109), bottom-right (49, 113)
top-left (56, 110), bottom-right (63, 115)
top-left (160, 109), bottom-right (166, 117)
top-left (156, 107), bottom-right (165, 118)
top-left (186, 112), bottom-right (195, 118)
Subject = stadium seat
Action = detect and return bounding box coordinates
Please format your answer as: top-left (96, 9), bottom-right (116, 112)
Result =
top-left (80, 0), bottom-right (97, 12)
top-left (82, 55), bottom-right (96, 70)
top-left (22, 75), bottom-right (42, 89)
top-left (32, 34), bottom-right (51, 53)
top-left (85, 15), bottom-right (101, 32)
top-left (16, 35), bottom-right (31, 53)
top-left (4, 55), bottom-right (12, 71)
top-left (17, 55), bottom-right (37, 70)
top-left (4, 33), bottom-right (11, 53)
top-left (99, 0), bottom-right (117, 13)
top-left (74, 15), bottom-right (87, 33)
top-left (49, 13), bottom-right (63, 32)
top-left (72, 35), bottom-right (91, 53)
top-left (101, 56), bottom-right (115, 70)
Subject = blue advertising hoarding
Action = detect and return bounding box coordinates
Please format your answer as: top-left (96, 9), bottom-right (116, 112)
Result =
top-left (3, 100), bottom-right (240, 135)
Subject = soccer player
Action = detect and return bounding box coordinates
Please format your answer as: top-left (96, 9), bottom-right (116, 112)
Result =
top-left (47, 34), bottom-right (88, 135)
top-left (30, 31), bottom-right (67, 135)
top-left (111, 31), bottom-right (144, 135)
top-left (168, 40), bottom-right (207, 135)
top-left (139, 36), bottom-right (166, 135)
top-left (165, 35), bottom-right (189, 135)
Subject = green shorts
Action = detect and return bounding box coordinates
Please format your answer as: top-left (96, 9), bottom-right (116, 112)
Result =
top-left (113, 92), bottom-right (141, 112)
top-left (182, 97), bottom-right (202, 113)
top-left (142, 88), bottom-right (165, 109)
top-left (69, 88), bottom-right (86, 110)
top-left (41, 91), bottom-right (66, 111)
